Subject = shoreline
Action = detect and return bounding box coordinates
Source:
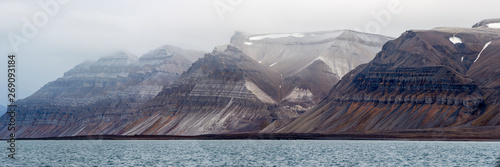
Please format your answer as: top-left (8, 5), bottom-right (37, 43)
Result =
top-left (3, 133), bottom-right (500, 141)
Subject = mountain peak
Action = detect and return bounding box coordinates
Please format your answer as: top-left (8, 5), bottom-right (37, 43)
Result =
top-left (95, 51), bottom-right (138, 66)
top-left (141, 44), bottom-right (204, 63)
top-left (335, 29), bottom-right (393, 45)
top-left (212, 44), bottom-right (242, 54)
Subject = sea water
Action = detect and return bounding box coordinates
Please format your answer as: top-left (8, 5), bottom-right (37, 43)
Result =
top-left (2, 140), bottom-right (500, 166)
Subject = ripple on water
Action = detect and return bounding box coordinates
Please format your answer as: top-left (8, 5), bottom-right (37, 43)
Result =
top-left (1, 140), bottom-right (500, 166)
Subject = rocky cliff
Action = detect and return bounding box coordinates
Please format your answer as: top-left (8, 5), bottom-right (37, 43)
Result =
top-left (276, 19), bottom-right (500, 134)
top-left (0, 45), bottom-right (203, 138)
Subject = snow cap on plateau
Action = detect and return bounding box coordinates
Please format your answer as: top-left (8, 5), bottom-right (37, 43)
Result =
top-left (249, 33), bottom-right (305, 41)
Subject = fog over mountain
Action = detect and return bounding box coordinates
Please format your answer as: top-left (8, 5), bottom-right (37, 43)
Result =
top-left (0, 29), bottom-right (390, 138)
top-left (1, 0), bottom-right (500, 105)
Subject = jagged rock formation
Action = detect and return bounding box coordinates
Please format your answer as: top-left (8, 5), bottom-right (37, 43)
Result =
top-left (276, 19), bottom-right (500, 134)
top-left (0, 45), bottom-right (203, 138)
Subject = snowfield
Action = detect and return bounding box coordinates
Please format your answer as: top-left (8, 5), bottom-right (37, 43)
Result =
top-left (449, 36), bottom-right (462, 44)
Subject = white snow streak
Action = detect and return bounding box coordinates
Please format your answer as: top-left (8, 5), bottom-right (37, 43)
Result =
top-left (474, 41), bottom-right (492, 62)
top-left (244, 42), bottom-right (253, 45)
top-left (269, 62), bottom-right (277, 67)
top-left (249, 33), bottom-right (305, 41)
top-left (461, 57), bottom-right (464, 62)
top-left (487, 23), bottom-right (500, 29)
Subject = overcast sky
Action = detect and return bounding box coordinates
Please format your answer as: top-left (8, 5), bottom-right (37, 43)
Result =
top-left (0, 0), bottom-right (499, 106)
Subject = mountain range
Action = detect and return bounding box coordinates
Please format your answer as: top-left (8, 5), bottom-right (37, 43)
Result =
top-left (276, 19), bottom-right (500, 138)
top-left (0, 45), bottom-right (203, 137)
top-left (1, 19), bottom-right (500, 139)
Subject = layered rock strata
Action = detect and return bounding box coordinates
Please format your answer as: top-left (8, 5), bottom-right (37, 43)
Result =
top-left (277, 20), bottom-right (500, 134)
top-left (0, 45), bottom-right (203, 138)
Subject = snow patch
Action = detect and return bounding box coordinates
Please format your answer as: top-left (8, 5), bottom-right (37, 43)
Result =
top-left (244, 42), bottom-right (253, 45)
top-left (249, 33), bottom-right (305, 41)
top-left (461, 57), bottom-right (464, 62)
top-left (258, 61), bottom-right (262, 64)
top-left (449, 36), bottom-right (462, 44)
top-left (487, 23), bottom-right (500, 29)
top-left (269, 62), bottom-right (277, 67)
top-left (474, 41), bottom-right (492, 62)
top-left (244, 80), bottom-right (276, 104)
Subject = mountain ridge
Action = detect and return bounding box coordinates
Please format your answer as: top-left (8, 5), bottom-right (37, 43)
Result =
top-left (275, 19), bottom-right (500, 135)
top-left (0, 45), bottom-right (204, 138)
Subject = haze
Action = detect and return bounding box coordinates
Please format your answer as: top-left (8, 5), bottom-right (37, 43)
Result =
top-left (0, 0), bottom-right (499, 106)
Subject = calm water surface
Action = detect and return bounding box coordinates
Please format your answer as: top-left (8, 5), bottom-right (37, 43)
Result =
top-left (2, 140), bottom-right (500, 166)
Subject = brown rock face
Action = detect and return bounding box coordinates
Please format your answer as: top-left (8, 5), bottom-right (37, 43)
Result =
top-left (467, 40), bottom-right (500, 126)
top-left (277, 24), bottom-right (500, 134)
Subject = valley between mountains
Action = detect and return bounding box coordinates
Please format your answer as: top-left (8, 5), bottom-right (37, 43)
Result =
top-left (2, 19), bottom-right (500, 140)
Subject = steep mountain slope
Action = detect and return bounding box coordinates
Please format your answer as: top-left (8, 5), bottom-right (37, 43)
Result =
top-left (467, 35), bottom-right (500, 126)
top-left (277, 19), bottom-right (500, 134)
top-left (0, 45), bottom-right (203, 138)
top-left (121, 45), bottom-right (283, 135)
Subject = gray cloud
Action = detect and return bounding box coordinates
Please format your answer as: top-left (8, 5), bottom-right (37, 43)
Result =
top-left (1, 0), bottom-right (499, 105)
